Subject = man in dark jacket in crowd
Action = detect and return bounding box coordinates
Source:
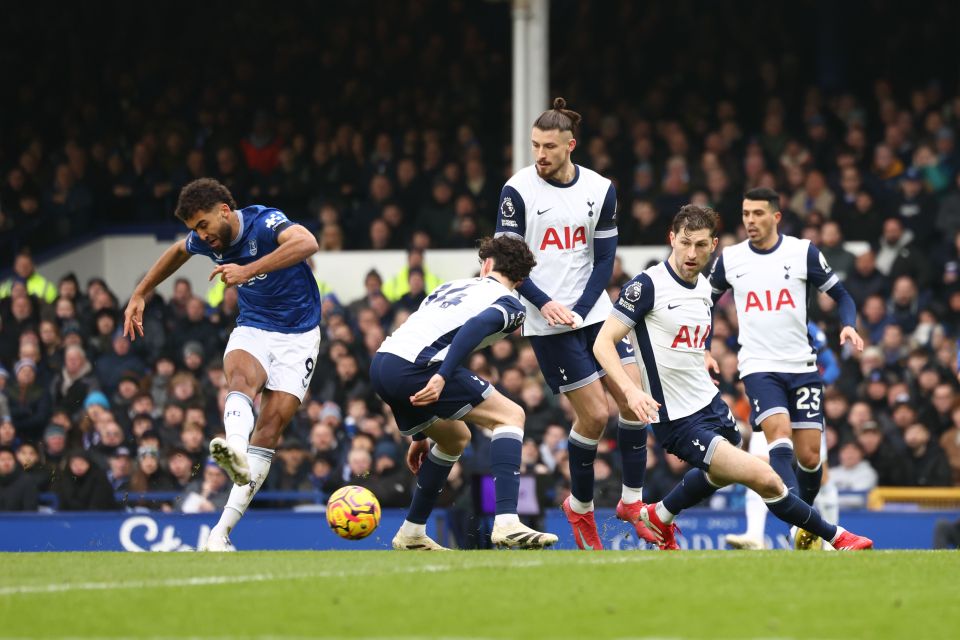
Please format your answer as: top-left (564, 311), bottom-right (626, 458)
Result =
top-left (0, 446), bottom-right (38, 511)
top-left (55, 450), bottom-right (118, 510)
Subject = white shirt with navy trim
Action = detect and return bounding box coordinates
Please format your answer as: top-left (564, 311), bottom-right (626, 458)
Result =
top-left (612, 261), bottom-right (716, 422)
top-left (378, 277), bottom-right (524, 365)
top-left (494, 164), bottom-right (617, 336)
top-left (709, 234), bottom-right (838, 377)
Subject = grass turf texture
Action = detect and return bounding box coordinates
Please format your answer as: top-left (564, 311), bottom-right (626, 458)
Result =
top-left (1, 551), bottom-right (957, 640)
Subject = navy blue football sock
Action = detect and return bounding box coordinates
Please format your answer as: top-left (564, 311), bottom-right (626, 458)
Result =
top-left (406, 446), bottom-right (459, 525)
top-left (662, 468), bottom-right (719, 515)
top-left (617, 417), bottom-right (647, 496)
top-left (767, 439), bottom-right (799, 496)
top-left (567, 430), bottom-right (598, 504)
top-left (490, 426), bottom-right (523, 515)
top-left (765, 488), bottom-right (838, 541)
top-left (796, 460), bottom-right (823, 505)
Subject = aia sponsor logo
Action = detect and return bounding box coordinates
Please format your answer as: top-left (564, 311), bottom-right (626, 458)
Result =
top-left (744, 289), bottom-right (796, 311)
top-left (671, 324), bottom-right (710, 349)
top-left (540, 226), bottom-right (587, 250)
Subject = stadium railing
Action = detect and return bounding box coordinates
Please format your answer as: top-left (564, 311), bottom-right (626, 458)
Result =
top-left (866, 487), bottom-right (960, 511)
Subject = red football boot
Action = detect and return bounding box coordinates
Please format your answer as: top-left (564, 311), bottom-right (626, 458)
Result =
top-left (615, 499), bottom-right (659, 545)
top-left (831, 530), bottom-right (874, 550)
top-left (561, 497), bottom-right (604, 550)
top-left (638, 503), bottom-right (681, 550)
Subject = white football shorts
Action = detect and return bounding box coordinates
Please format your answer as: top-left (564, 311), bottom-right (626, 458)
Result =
top-left (224, 325), bottom-right (321, 402)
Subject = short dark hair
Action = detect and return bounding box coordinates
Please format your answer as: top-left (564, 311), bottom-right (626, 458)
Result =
top-left (175, 178), bottom-right (237, 222)
top-left (744, 187), bottom-right (780, 211)
top-left (671, 204), bottom-right (719, 237)
top-left (478, 235), bottom-right (537, 283)
top-left (533, 97), bottom-right (582, 138)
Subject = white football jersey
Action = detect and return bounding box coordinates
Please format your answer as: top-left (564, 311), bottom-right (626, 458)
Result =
top-left (378, 276), bottom-right (524, 365)
top-left (495, 164), bottom-right (617, 336)
top-left (709, 235), bottom-right (839, 377)
top-left (612, 261), bottom-right (717, 422)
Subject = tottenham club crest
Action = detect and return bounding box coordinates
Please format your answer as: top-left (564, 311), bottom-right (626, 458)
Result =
top-left (500, 197), bottom-right (516, 218)
top-left (248, 239), bottom-right (258, 256)
top-left (624, 282), bottom-right (642, 302)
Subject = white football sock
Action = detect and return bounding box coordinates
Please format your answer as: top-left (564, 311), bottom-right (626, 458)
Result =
top-left (621, 485), bottom-right (643, 504)
top-left (400, 520), bottom-right (426, 537)
top-left (223, 391), bottom-right (255, 453)
top-left (494, 514), bottom-right (520, 526)
top-left (744, 487), bottom-right (768, 540)
top-left (815, 480), bottom-right (839, 525)
top-left (655, 502), bottom-right (676, 524)
top-left (211, 444), bottom-right (273, 536)
top-left (568, 496), bottom-right (594, 514)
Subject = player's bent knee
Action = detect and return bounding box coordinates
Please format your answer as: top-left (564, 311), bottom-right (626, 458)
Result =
top-left (451, 424), bottom-right (471, 454)
top-left (796, 449), bottom-right (821, 470)
top-left (756, 471), bottom-right (785, 499)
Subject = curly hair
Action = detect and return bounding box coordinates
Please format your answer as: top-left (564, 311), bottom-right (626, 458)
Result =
top-left (478, 235), bottom-right (537, 283)
top-left (532, 97), bottom-right (582, 138)
top-left (174, 178), bottom-right (237, 221)
top-left (671, 204), bottom-right (719, 237)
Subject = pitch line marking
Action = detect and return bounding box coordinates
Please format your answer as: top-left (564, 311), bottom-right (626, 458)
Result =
top-left (0, 554), bottom-right (651, 596)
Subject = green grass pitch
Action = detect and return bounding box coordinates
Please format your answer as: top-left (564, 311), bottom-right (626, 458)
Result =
top-left (1, 551), bottom-right (957, 639)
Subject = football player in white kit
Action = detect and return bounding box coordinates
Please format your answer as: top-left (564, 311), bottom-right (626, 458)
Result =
top-left (592, 205), bottom-right (872, 551)
top-left (708, 188), bottom-right (864, 549)
top-left (495, 98), bottom-right (656, 550)
top-left (371, 236), bottom-right (558, 550)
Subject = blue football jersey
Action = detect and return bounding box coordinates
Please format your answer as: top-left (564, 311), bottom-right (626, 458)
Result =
top-left (185, 205), bottom-right (321, 333)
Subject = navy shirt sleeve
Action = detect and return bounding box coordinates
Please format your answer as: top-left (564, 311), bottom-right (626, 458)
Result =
top-left (806, 244), bottom-right (840, 292)
top-left (494, 185), bottom-right (526, 240)
top-left (572, 183), bottom-right (618, 318)
top-left (490, 295), bottom-right (526, 333)
top-left (708, 253), bottom-right (730, 303)
top-left (808, 243), bottom-right (857, 327)
top-left (438, 307), bottom-right (510, 380)
top-left (610, 273), bottom-right (655, 328)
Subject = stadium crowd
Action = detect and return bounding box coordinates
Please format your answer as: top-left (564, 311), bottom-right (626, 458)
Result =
top-left (2, 2), bottom-right (960, 528)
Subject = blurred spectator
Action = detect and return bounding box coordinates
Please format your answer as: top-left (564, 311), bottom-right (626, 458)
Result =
top-left (6, 358), bottom-right (51, 441)
top-left (0, 251), bottom-right (57, 303)
top-left (177, 461), bottom-right (230, 513)
top-left (0, 445), bottom-right (38, 511)
top-left (50, 345), bottom-right (100, 421)
top-left (830, 441), bottom-right (878, 493)
top-left (14, 441), bottom-right (52, 491)
top-left (55, 450), bottom-right (118, 511)
top-left (903, 423), bottom-right (952, 487)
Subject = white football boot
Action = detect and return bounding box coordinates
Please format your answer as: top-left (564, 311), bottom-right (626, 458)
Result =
top-left (209, 437), bottom-right (251, 485)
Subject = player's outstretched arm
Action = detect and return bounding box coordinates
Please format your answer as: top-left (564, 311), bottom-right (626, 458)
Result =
top-left (593, 318), bottom-right (660, 422)
top-left (124, 239), bottom-right (192, 340)
top-left (210, 224), bottom-right (319, 286)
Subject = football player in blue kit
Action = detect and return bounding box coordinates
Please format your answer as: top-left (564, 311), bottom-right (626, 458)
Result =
top-left (496, 98), bottom-right (655, 550)
top-left (592, 204), bottom-right (872, 551)
top-left (123, 178), bottom-right (321, 551)
top-left (371, 235), bottom-right (558, 550)
top-left (708, 187), bottom-right (865, 549)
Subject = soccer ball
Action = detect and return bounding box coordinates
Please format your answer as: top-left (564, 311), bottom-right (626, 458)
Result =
top-left (326, 485), bottom-right (381, 540)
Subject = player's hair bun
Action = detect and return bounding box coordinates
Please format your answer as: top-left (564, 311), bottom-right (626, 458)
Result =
top-left (553, 97), bottom-right (567, 111)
